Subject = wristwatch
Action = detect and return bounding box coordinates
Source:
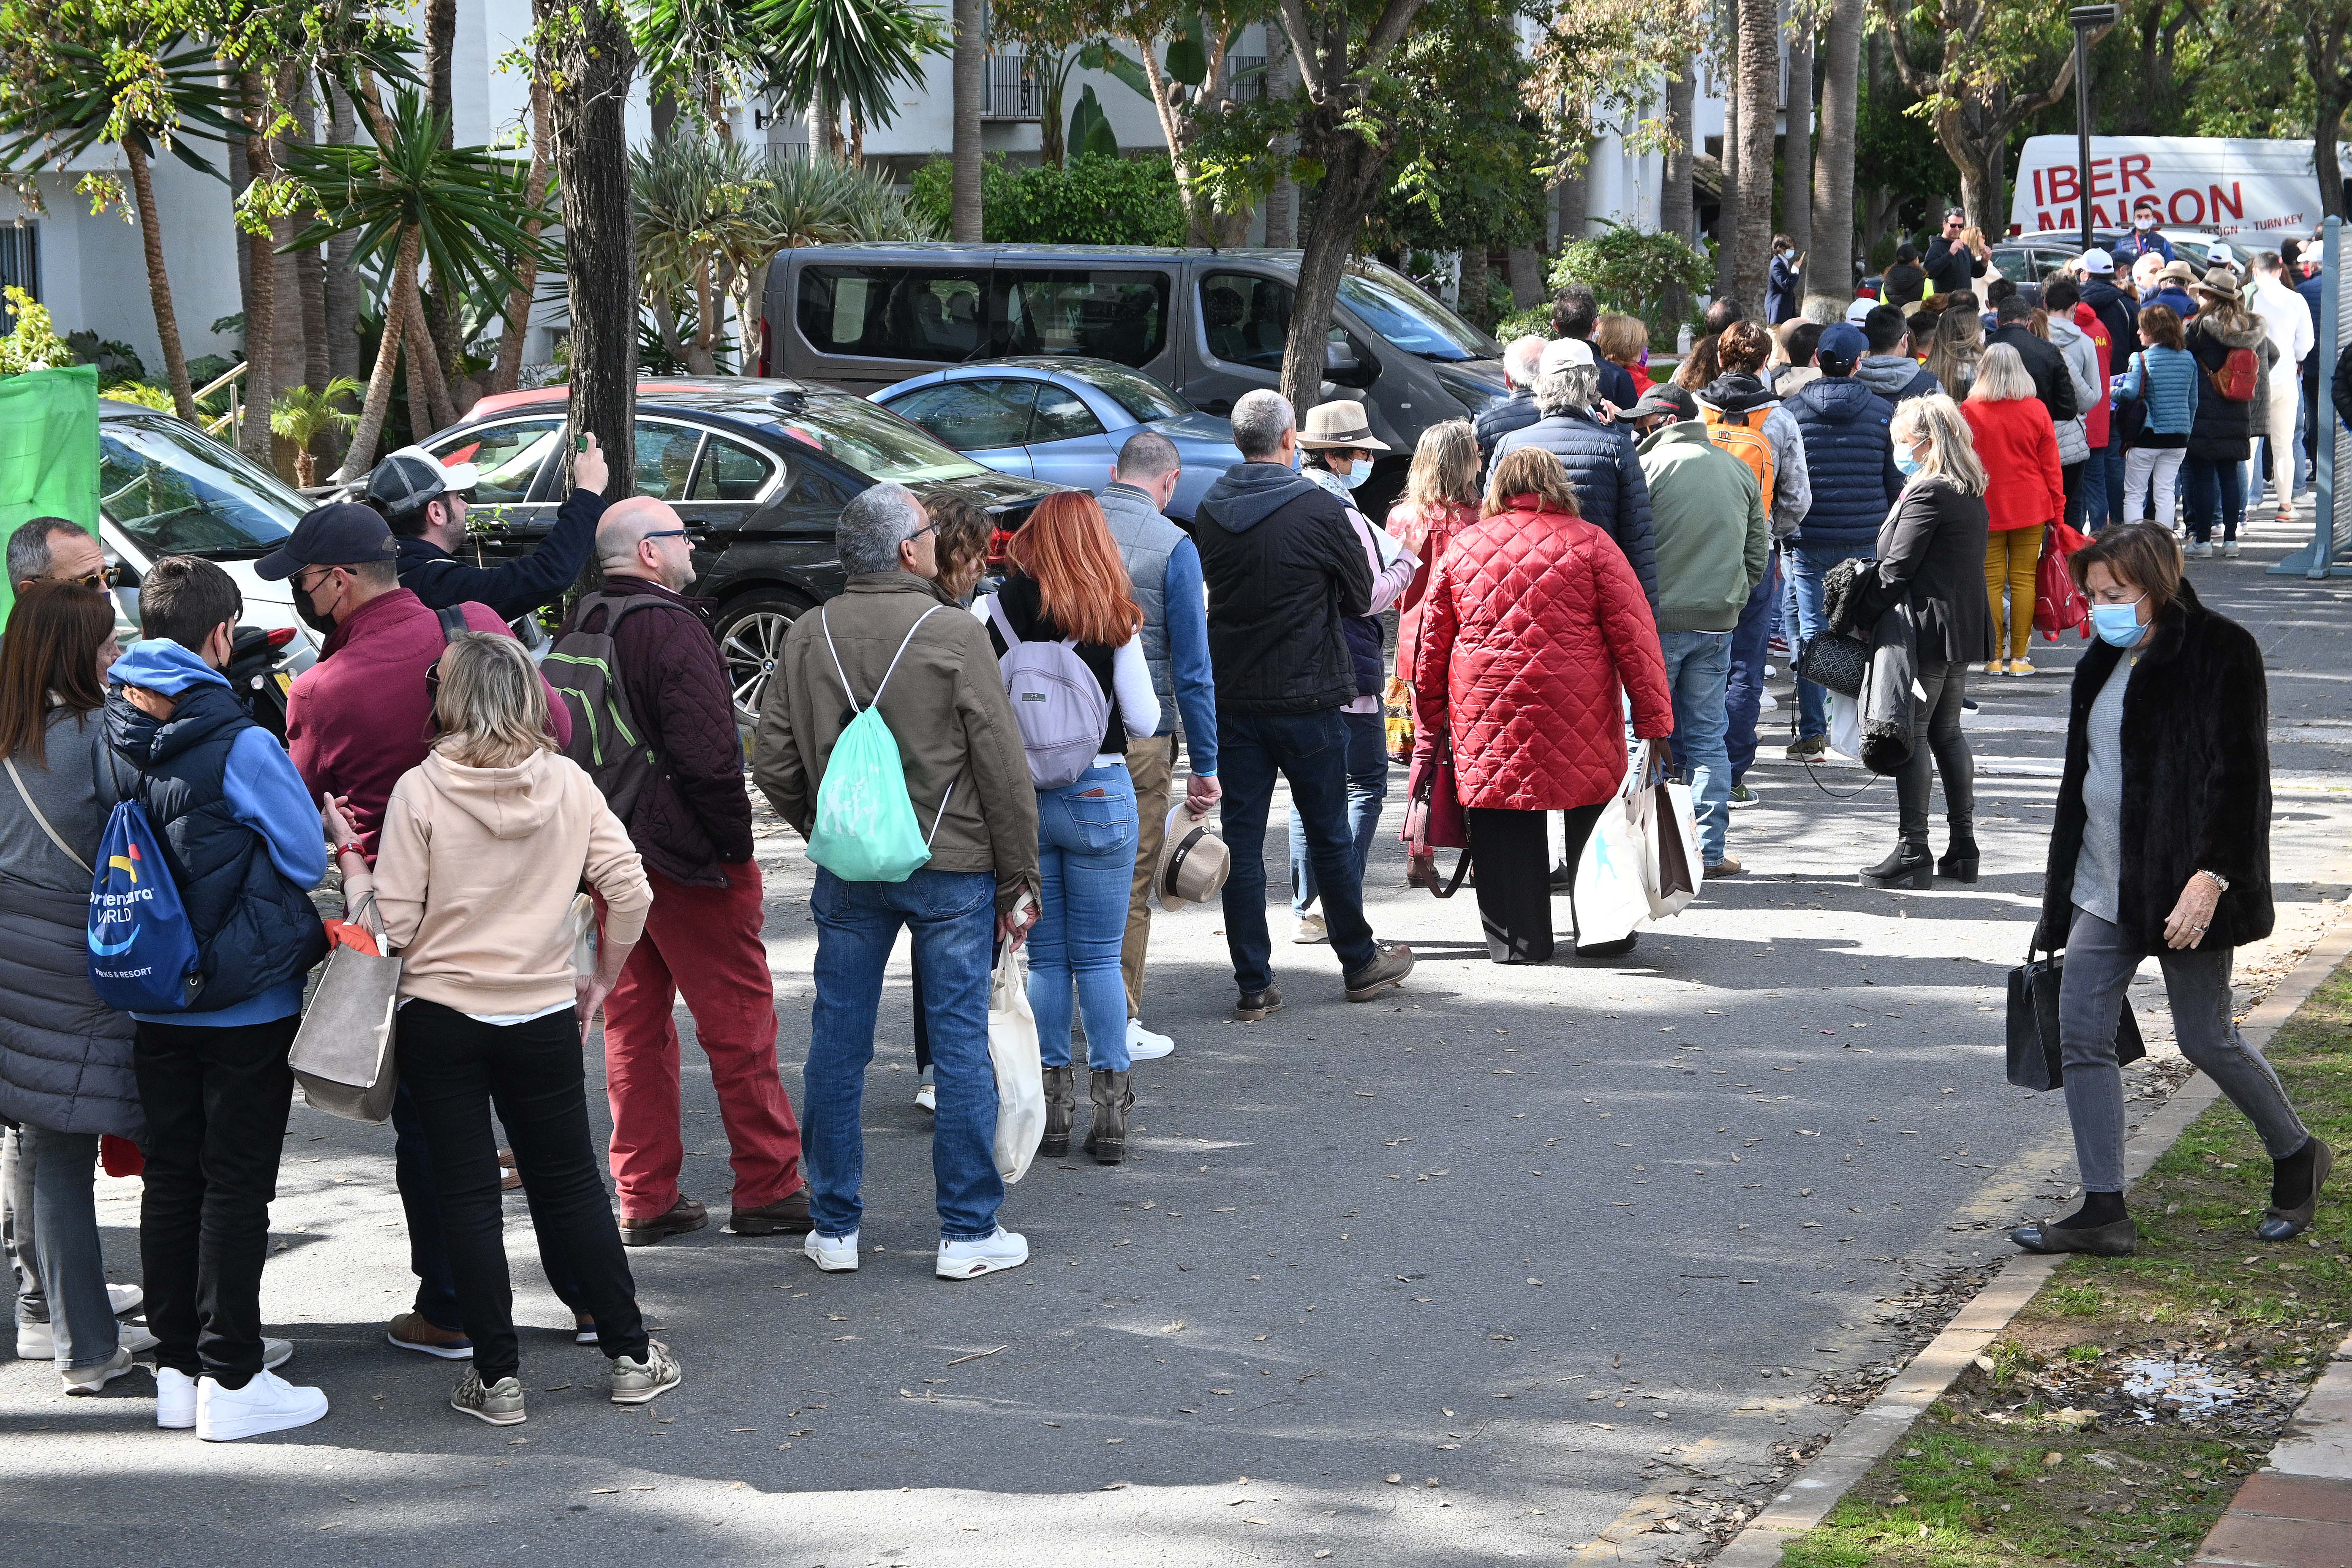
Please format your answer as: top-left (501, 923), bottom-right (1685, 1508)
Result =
top-left (2198, 869), bottom-right (2231, 893)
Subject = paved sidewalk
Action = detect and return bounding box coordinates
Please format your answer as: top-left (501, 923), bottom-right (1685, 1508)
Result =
top-left (2193, 1328), bottom-right (2352, 1568)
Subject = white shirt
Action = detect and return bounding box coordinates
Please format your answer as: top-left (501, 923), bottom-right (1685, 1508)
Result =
top-left (2249, 273), bottom-right (2316, 369)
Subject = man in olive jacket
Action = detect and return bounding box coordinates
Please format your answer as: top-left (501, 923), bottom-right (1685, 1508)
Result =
top-left (754, 482), bottom-right (1040, 1281)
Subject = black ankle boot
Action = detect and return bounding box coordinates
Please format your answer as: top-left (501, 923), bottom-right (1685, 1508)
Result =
top-left (1938, 833), bottom-right (1979, 883)
top-left (1859, 844), bottom-right (1932, 889)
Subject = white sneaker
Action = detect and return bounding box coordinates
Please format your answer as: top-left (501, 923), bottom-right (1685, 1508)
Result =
top-left (109, 1283), bottom-right (142, 1317)
top-left (803, 1229), bottom-right (859, 1272)
top-left (915, 1081), bottom-right (936, 1113)
top-left (195, 1368), bottom-right (328, 1441)
top-left (936, 1227), bottom-right (1028, 1280)
top-left (1292, 913), bottom-right (1327, 944)
top-left (2222, 541), bottom-right (2241, 558)
top-left (2191, 541), bottom-right (2214, 558)
top-left (1126, 1018), bottom-right (1174, 1061)
top-left (1758, 690), bottom-right (1778, 712)
top-left (19, 1315), bottom-right (161, 1361)
top-left (157, 1366), bottom-right (196, 1429)
top-left (62, 1345), bottom-right (146, 1395)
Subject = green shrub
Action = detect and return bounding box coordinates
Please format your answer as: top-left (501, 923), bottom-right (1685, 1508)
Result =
top-left (65, 329), bottom-right (146, 384)
top-left (0, 287), bottom-right (74, 374)
top-left (1547, 224), bottom-right (1713, 340)
top-left (910, 154), bottom-right (1185, 247)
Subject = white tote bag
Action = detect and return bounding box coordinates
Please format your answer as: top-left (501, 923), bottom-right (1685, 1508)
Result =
top-left (988, 940), bottom-right (1045, 1184)
top-left (1573, 754), bottom-right (1650, 947)
top-left (1631, 746), bottom-right (1702, 920)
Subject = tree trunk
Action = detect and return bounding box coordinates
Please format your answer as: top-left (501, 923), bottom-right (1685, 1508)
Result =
top-left (291, 84), bottom-right (329, 395)
top-left (1554, 152), bottom-right (1590, 250)
top-left (331, 224), bottom-right (418, 482)
top-left (419, 285), bottom-right (470, 417)
top-left (1781, 21), bottom-right (1815, 263)
top-left (2311, 13), bottom-right (2349, 220)
top-left (1261, 35), bottom-right (1299, 248)
top-left (538, 0), bottom-right (639, 499)
top-left (1039, 53), bottom-right (1067, 169)
top-left (1661, 58), bottom-right (1696, 328)
top-left (1458, 245), bottom-right (1490, 328)
top-left (122, 139), bottom-right (197, 421)
top-left (490, 79), bottom-right (552, 395)
top-left (1806, 0), bottom-right (1864, 311)
top-left (426, 0), bottom-right (457, 146)
top-left (1731, 0), bottom-right (1779, 310)
top-left (1506, 245), bottom-right (1543, 310)
top-left (405, 282), bottom-right (460, 433)
top-left (324, 85), bottom-right (363, 387)
top-left (1715, 79), bottom-right (1739, 299)
top-left (686, 257), bottom-right (721, 375)
top-left (2322, 98), bottom-right (2347, 221)
top-left (950, 0), bottom-right (984, 241)
top-left (1279, 111), bottom-right (1391, 415)
top-left (239, 76), bottom-right (278, 468)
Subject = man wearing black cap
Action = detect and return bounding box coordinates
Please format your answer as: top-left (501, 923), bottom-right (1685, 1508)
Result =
top-left (263, 503), bottom-right (583, 1363)
top-left (368, 437), bottom-right (608, 623)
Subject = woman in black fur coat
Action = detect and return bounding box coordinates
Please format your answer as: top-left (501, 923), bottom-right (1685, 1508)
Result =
top-left (2014, 524), bottom-right (2332, 1258)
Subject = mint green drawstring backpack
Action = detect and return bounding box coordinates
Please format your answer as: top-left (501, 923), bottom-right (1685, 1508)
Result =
top-left (807, 605), bottom-right (954, 882)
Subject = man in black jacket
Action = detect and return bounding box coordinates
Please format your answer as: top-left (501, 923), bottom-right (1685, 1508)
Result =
top-left (1986, 294), bottom-right (2080, 427)
top-left (1193, 389), bottom-right (1414, 1018)
top-left (2077, 249), bottom-right (2138, 531)
top-left (1552, 285), bottom-right (1639, 411)
top-left (1473, 335), bottom-right (1545, 464)
top-left (370, 435), bottom-right (608, 623)
top-left (1924, 209), bottom-right (1988, 298)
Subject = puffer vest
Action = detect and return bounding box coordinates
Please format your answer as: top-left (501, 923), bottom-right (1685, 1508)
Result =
top-left (1097, 485), bottom-right (1179, 732)
top-left (106, 684), bottom-right (326, 1012)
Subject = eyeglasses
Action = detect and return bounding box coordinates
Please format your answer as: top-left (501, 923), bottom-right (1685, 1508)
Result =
top-left (66, 564), bottom-right (124, 592)
top-left (640, 528), bottom-right (694, 544)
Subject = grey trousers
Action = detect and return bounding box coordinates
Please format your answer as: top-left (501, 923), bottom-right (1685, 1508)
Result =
top-left (2060, 906), bottom-right (2309, 1193)
top-left (2, 1124), bottom-right (40, 1326)
top-left (3, 1123), bottom-right (119, 1368)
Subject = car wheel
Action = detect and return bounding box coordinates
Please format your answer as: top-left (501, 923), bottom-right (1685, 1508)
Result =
top-left (714, 588), bottom-right (817, 728)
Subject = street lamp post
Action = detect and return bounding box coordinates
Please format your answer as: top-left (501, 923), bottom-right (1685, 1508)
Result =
top-left (2070, 5), bottom-right (2118, 252)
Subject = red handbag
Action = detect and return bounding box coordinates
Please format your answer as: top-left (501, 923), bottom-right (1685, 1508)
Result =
top-left (1402, 730), bottom-right (1472, 898)
top-left (100, 1135), bottom-right (144, 1178)
top-left (2034, 521), bottom-right (2093, 641)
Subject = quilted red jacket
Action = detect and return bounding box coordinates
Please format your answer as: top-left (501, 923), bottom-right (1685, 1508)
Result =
top-left (1411, 497), bottom-right (1674, 812)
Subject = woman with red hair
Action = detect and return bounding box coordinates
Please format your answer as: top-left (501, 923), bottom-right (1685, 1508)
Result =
top-left (980, 493), bottom-right (1160, 1164)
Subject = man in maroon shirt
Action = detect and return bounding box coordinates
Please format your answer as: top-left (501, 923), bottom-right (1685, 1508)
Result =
top-left (577, 498), bottom-right (807, 1244)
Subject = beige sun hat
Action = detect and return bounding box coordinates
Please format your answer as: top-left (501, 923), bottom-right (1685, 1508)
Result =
top-left (1296, 400), bottom-right (1391, 451)
top-left (1154, 804), bottom-right (1231, 911)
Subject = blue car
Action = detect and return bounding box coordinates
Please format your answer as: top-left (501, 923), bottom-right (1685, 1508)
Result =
top-left (873, 358), bottom-right (1244, 523)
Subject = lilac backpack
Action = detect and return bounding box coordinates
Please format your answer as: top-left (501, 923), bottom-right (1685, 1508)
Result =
top-left (984, 595), bottom-right (1109, 789)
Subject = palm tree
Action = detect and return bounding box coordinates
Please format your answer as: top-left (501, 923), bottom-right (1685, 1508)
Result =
top-left (950, 0), bottom-right (983, 239)
top-left (1805, 0), bottom-right (1867, 314)
top-left (1731, 0), bottom-right (1780, 309)
top-left (633, 136), bottom-right (776, 373)
top-left (270, 376), bottom-right (365, 486)
top-left (283, 91), bottom-right (552, 479)
top-left (0, 37), bottom-right (245, 421)
top-left (634, 0), bottom-right (769, 138)
top-left (754, 0), bottom-right (950, 161)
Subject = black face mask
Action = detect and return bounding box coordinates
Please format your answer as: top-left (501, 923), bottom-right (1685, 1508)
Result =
top-left (294, 588), bottom-right (338, 637)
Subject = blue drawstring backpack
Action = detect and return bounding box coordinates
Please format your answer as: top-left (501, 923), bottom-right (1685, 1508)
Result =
top-left (87, 797), bottom-right (203, 1013)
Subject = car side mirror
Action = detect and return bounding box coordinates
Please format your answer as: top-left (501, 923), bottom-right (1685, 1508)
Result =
top-left (1324, 340), bottom-right (1361, 378)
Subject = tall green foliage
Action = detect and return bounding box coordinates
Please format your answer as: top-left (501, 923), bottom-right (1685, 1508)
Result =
top-left (1548, 226), bottom-right (1715, 337)
top-left (753, 0), bottom-right (947, 157)
top-left (909, 153), bottom-right (1184, 246)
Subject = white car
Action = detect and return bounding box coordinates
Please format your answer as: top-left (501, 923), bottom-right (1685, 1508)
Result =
top-left (95, 399), bottom-right (319, 685)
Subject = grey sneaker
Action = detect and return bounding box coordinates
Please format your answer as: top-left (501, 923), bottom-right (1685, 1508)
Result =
top-left (450, 1368), bottom-right (526, 1425)
top-left (610, 1340), bottom-right (682, 1405)
top-left (62, 1345), bottom-right (144, 1395)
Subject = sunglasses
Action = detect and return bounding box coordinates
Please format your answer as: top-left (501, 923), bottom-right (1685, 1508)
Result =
top-left (68, 564), bottom-right (125, 592)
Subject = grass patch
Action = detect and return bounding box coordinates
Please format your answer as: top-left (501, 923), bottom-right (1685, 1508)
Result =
top-left (1778, 955), bottom-right (2352, 1568)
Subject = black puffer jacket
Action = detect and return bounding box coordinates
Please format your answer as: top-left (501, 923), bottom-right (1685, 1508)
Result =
top-left (2039, 580), bottom-right (2273, 953)
top-left (1473, 390), bottom-right (1540, 464)
top-left (2184, 312), bottom-right (2273, 463)
top-left (1489, 410), bottom-right (1661, 608)
top-left (1194, 463), bottom-right (1374, 716)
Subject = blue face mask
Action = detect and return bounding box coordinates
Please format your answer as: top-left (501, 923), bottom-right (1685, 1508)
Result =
top-left (2091, 598), bottom-right (2148, 647)
top-left (1893, 444), bottom-right (1923, 476)
top-left (1341, 457), bottom-right (1373, 490)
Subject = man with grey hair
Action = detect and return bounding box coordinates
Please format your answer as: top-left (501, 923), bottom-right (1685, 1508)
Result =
top-left (2247, 250), bottom-right (2314, 520)
top-left (1192, 389), bottom-right (1414, 1018)
top-left (1491, 338), bottom-right (1661, 607)
top-left (756, 482), bottom-right (1041, 1281)
top-left (1097, 430), bottom-right (1219, 1061)
top-left (1473, 334), bottom-right (1547, 463)
top-left (7, 517), bottom-right (109, 596)
top-left (572, 495), bottom-right (811, 1251)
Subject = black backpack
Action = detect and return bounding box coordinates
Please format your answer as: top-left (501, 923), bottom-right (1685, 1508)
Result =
top-left (544, 592), bottom-right (664, 819)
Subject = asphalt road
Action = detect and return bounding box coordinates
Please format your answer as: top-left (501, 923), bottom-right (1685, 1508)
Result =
top-left (6, 509), bottom-right (2349, 1567)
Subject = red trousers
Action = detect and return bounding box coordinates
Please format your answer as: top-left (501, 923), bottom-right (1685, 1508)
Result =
top-left (602, 862), bottom-right (803, 1220)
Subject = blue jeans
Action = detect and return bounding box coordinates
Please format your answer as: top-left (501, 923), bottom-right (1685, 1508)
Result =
top-left (1788, 543), bottom-right (1863, 743)
top-left (2078, 447), bottom-right (2108, 534)
top-left (1660, 630), bottom-right (1734, 864)
top-left (1219, 709), bottom-right (1378, 994)
top-left (1289, 710), bottom-right (1388, 916)
top-left (1725, 551), bottom-right (1780, 786)
top-left (2098, 430), bottom-right (2126, 531)
top-left (1031, 763), bottom-right (1138, 1073)
top-left (804, 866), bottom-right (1001, 1241)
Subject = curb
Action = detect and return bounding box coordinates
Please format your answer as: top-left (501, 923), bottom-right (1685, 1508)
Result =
top-left (1707, 904), bottom-right (2352, 1568)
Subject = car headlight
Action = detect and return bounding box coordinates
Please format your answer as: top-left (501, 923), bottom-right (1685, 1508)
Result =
top-left (1438, 372), bottom-right (1508, 416)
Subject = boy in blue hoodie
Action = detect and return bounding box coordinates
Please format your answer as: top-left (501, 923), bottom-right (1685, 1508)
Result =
top-left (108, 555), bottom-right (333, 1441)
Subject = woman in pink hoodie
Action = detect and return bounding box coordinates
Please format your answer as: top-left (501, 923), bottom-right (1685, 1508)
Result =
top-left (364, 632), bottom-right (669, 1427)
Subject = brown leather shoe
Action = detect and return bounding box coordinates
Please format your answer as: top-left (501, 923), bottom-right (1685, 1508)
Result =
top-left (620, 1195), bottom-right (708, 1247)
top-left (386, 1310), bottom-right (474, 1360)
top-left (1040, 1066), bottom-right (1076, 1159)
top-left (729, 1189), bottom-right (813, 1237)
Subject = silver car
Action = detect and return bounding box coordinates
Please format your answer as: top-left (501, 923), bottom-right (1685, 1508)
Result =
top-left (871, 358), bottom-right (1245, 523)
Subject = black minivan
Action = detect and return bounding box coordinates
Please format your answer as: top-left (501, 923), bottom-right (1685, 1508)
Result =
top-left (761, 244), bottom-right (1511, 498)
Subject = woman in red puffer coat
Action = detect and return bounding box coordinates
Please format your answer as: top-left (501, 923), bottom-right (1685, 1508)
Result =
top-left (1412, 446), bottom-right (1673, 964)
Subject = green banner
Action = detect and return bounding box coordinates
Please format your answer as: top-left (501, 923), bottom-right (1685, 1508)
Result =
top-left (0, 365), bottom-right (101, 627)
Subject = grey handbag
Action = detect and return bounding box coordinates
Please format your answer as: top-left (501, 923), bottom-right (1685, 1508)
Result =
top-left (289, 891), bottom-right (401, 1123)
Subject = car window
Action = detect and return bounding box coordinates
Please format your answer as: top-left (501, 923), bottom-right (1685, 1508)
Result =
top-left (1075, 363), bottom-right (1189, 423)
top-left (431, 419), bottom-right (562, 504)
top-left (691, 434), bottom-right (777, 502)
top-left (97, 416), bottom-right (300, 558)
top-left (1200, 272), bottom-right (1356, 373)
top-left (995, 270), bottom-right (1170, 365)
top-left (768, 392), bottom-right (997, 485)
top-left (887, 379), bottom-right (1040, 450)
top-left (1990, 249), bottom-right (2034, 283)
top-left (635, 420), bottom-right (705, 501)
top-left (1031, 383), bottom-right (1106, 442)
top-left (1336, 264), bottom-right (1497, 361)
top-left (796, 265), bottom-right (990, 363)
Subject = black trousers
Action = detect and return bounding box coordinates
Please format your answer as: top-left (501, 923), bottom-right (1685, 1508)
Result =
top-left (396, 1000), bottom-right (649, 1383)
top-left (1895, 659), bottom-right (1974, 849)
top-left (1468, 804), bottom-right (1606, 963)
top-left (392, 1082), bottom-right (586, 1333)
top-left (134, 1014), bottom-right (299, 1387)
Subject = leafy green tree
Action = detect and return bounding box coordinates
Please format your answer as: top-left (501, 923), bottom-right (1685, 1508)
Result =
top-left (910, 152), bottom-right (1184, 244)
top-left (754, 0), bottom-right (948, 161)
top-left (1548, 226), bottom-right (1715, 339)
top-left (634, 0), bottom-right (769, 138)
top-left (271, 376), bottom-right (364, 485)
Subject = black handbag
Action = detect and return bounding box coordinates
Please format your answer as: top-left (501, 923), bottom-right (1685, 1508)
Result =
top-left (1796, 631), bottom-right (1870, 699)
top-left (2006, 935), bottom-right (2147, 1092)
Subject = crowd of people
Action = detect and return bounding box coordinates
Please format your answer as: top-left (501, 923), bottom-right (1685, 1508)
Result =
top-left (0, 225), bottom-right (2334, 1445)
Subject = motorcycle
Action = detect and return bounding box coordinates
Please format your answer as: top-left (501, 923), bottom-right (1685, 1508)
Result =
top-left (226, 624), bottom-right (300, 741)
